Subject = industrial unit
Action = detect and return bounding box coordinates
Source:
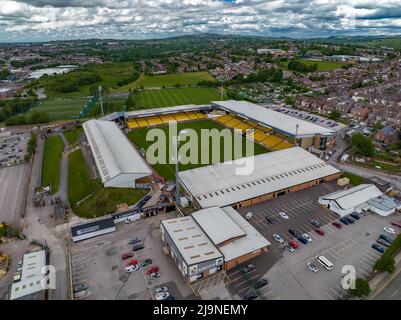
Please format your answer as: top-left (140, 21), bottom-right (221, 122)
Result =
top-left (179, 147), bottom-right (341, 209)
top-left (318, 184), bottom-right (401, 217)
top-left (83, 119), bottom-right (152, 188)
top-left (160, 206), bottom-right (270, 283)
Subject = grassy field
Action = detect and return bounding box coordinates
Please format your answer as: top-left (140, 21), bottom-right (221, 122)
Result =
top-left (127, 119), bottom-right (268, 180)
top-left (281, 59), bottom-right (345, 71)
top-left (42, 135), bottom-right (64, 194)
top-left (135, 71), bottom-right (214, 88)
top-left (39, 62), bottom-right (137, 98)
top-left (68, 149), bottom-right (147, 218)
top-left (340, 172), bottom-right (365, 186)
top-left (28, 98), bottom-right (89, 120)
top-left (63, 127), bottom-right (83, 146)
top-left (132, 87), bottom-right (222, 109)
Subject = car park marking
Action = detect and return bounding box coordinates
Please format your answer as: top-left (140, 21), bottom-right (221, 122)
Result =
top-left (234, 273), bottom-right (260, 288)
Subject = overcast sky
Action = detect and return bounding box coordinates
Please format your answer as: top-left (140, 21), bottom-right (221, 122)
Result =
top-left (1, 0), bottom-right (401, 42)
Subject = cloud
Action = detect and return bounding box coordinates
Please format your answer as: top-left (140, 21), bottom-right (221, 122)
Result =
top-left (0, 0), bottom-right (401, 42)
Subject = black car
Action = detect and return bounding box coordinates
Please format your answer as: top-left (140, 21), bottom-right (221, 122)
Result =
top-left (350, 213), bottom-right (360, 220)
top-left (129, 237), bottom-right (142, 245)
top-left (133, 243), bottom-right (145, 251)
top-left (379, 234), bottom-right (393, 243)
top-left (265, 216), bottom-right (274, 224)
top-left (254, 278), bottom-right (268, 289)
top-left (377, 238), bottom-right (391, 247)
top-left (372, 244), bottom-right (385, 254)
top-left (339, 217), bottom-right (350, 225)
top-left (244, 291), bottom-right (258, 300)
top-left (310, 219), bottom-right (321, 228)
top-left (73, 283), bottom-right (88, 293)
top-left (344, 216), bottom-right (355, 224)
top-left (288, 229), bottom-right (301, 238)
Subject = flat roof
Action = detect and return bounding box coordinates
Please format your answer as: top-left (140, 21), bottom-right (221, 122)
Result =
top-left (212, 100), bottom-right (335, 137)
top-left (179, 147), bottom-right (340, 208)
top-left (83, 119), bottom-right (152, 185)
top-left (319, 184), bottom-right (383, 210)
top-left (161, 216), bottom-right (223, 266)
top-left (71, 217), bottom-right (115, 238)
top-left (125, 104), bottom-right (210, 118)
top-left (191, 207), bottom-right (246, 246)
top-left (367, 195), bottom-right (401, 212)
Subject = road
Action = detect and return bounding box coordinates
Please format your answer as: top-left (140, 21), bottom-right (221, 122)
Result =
top-left (374, 267), bottom-right (401, 300)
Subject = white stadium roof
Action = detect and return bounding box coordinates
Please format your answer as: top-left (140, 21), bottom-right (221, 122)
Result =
top-left (179, 147), bottom-right (340, 208)
top-left (212, 100), bottom-right (335, 138)
top-left (83, 119), bottom-right (152, 187)
top-left (125, 104), bottom-right (210, 118)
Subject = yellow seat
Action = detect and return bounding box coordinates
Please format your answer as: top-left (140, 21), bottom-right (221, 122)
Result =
top-left (161, 114), bottom-right (176, 123)
top-left (127, 119), bottom-right (139, 128)
top-left (226, 118), bottom-right (241, 128)
top-left (253, 130), bottom-right (268, 142)
top-left (136, 118), bottom-right (149, 127)
top-left (195, 113), bottom-right (207, 119)
top-left (147, 116), bottom-right (163, 126)
top-left (174, 113), bottom-right (190, 121)
top-left (186, 112), bottom-right (198, 120)
top-left (216, 114), bottom-right (232, 124)
top-left (234, 123), bottom-right (252, 131)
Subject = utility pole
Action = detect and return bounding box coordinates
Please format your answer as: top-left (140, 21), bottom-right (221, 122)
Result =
top-left (295, 123), bottom-right (299, 146)
top-left (174, 135), bottom-right (180, 207)
top-left (98, 86), bottom-right (104, 117)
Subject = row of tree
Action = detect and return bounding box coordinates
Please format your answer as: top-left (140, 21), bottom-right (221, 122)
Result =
top-left (5, 110), bottom-right (50, 126)
top-left (0, 98), bottom-right (37, 123)
top-left (288, 60), bottom-right (318, 73)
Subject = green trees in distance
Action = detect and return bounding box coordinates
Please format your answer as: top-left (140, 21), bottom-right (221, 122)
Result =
top-left (0, 98), bottom-right (37, 123)
top-left (349, 278), bottom-right (371, 298)
top-left (5, 110), bottom-right (50, 126)
top-left (329, 109), bottom-right (341, 121)
top-left (46, 71), bottom-right (102, 94)
top-left (288, 60), bottom-right (318, 73)
top-left (351, 132), bottom-right (375, 157)
top-left (116, 71), bottom-right (140, 87)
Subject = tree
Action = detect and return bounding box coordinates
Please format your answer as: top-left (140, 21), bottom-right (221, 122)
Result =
top-left (349, 278), bottom-right (371, 297)
top-left (374, 254), bottom-right (395, 273)
top-left (373, 121), bottom-right (383, 131)
top-left (351, 133), bottom-right (375, 157)
top-left (329, 109), bottom-right (341, 121)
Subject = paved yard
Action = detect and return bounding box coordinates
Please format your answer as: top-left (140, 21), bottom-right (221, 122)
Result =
top-left (70, 211), bottom-right (195, 300)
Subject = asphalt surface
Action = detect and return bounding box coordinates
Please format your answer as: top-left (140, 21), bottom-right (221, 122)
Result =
top-left (374, 268), bottom-right (401, 300)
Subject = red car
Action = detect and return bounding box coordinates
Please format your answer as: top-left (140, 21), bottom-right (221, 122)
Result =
top-left (391, 221), bottom-right (401, 228)
top-left (288, 240), bottom-right (299, 249)
top-left (121, 252), bottom-right (134, 260)
top-left (314, 228), bottom-right (325, 236)
top-left (125, 259), bottom-right (138, 267)
top-left (332, 221), bottom-right (343, 229)
top-left (146, 266), bottom-right (159, 275)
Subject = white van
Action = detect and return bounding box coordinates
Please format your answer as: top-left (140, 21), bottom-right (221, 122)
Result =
top-left (315, 255), bottom-right (333, 270)
top-left (245, 212), bottom-right (253, 220)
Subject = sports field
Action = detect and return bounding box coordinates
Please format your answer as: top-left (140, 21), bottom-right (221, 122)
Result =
top-left (281, 59), bottom-right (344, 71)
top-left (132, 87), bottom-right (222, 109)
top-left (136, 71), bottom-right (214, 88)
top-left (42, 135), bottom-right (64, 194)
top-left (29, 98), bottom-right (88, 120)
top-left (127, 119), bottom-right (268, 180)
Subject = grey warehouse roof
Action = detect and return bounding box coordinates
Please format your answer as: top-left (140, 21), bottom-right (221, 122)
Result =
top-left (83, 119), bottom-right (151, 185)
top-left (179, 147), bottom-right (340, 208)
top-left (212, 100), bottom-right (335, 138)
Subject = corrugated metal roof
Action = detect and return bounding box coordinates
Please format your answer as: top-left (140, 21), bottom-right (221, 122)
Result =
top-left (179, 147), bottom-right (340, 208)
top-left (192, 207), bottom-right (246, 245)
top-left (125, 104), bottom-right (210, 118)
top-left (83, 119), bottom-right (151, 184)
top-left (319, 184), bottom-right (383, 210)
top-left (212, 100), bottom-right (335, 137)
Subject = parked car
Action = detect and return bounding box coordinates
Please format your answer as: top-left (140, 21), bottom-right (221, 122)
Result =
top-left (332, 221), bottom-right (343, 229)
top-left (125, 258), bottom-right (138, 267)
top-left (273, 234), bottom-right (285, 244)
top-left (73, 283), bottom-right (88, 293)
top-left (391, 221), bottom-right (401, 228)
top-left (141, 258), bottom-right (153, 267)
top-left (243, 264), bottom-right (255, 273)
top-left (350, 213), bottom-right (360, 220)
top-left (254, 278), bottom-right (268, 289)
top-left (153, 286), bottom-right (169, 295)
top-left (265, 216), bottom-right (275, 224)
top-left (155, 292), bottom-right (170, 300)
top-left (339, 217), bottom-right (350, 225)
top-left (125, 264), bottom-right (139, 273)
top-left (133, 244), bottom-right (145, 251)
top-left (310, 219), bottom-right (321, 228)
top-left (314, 228), bottom-right (325, 236)
top-left (377, 238), bottom-right (391, 247)
top-left (279, 211), bottom-right (289, 220)
top-left (306, 262), bottom-right (319, 273)
top-left (288, 240), bottom-right (299, 249)
top-left (121, 252), bottom-right (134, 260)
top-left (129, 237), bottom-right (142, 245)
top-left (372, 244), bottom-right (385, 254)
top-left (150, 272), bottom-right (161, 280)
top-left (284, 243), bottom-right (295, 253)
top-left (146, 266), bottom-right (159, 275)
top-left (302, 233), bottom-right (312, 242)
top-left (288, 229), bottom-right (301, 238)
top-left (383, 227), bottom-right (397, 235)
top-left (379, 234), bottom-right (393, 243)
top-left (344, 216), bottom-right (355, 224)
top-left (244, 291), bottom-right (258, 300)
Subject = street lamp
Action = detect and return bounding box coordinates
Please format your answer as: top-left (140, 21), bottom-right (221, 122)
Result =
top-left (172, 129), bottom-right (189, 207)
top-left (295, 123), bottom-right (299, 146)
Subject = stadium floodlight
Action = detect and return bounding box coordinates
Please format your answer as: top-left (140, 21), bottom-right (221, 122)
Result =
top-left (173, 129), bottom-right (189, 207)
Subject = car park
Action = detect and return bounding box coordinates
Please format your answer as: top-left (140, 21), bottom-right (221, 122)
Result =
top-left (350, 213), bottom-right (360, 220)
top-left (125, 264), bottom-right (139, 273)
top-left (265, 216), bottom-right (275, 224)
top-left (244, 291), bottom-right (258, 300)
top-left (339, 217), bottom-right (350, 225)
top-left (125, 258), bottom-right (138, 267)
top-left (310, 219), bottom-right (321, 228)
top-left (288, 229), bottom-right (301, 238)
top-left (243, 264), bottom-right (255, 273)
top-left (297, 236), bottom-right (308, 245)
top-left (383, 227), bottom-right (397, 235)
top-left (372, 244), bottom-right (385, 254)
top-left (377, 238), bottom-right (391, 247)
top-left (288, 240), bottom-right (299, 249)
top-left (129, 237), bottom-right (142, 244)
top-left (254, 278), bottom-right (268, 289)
top-left (146, 266), bottom-right (159, 275)
top-left (306, 262), bottom-right (319, 273)
top-left (150, 272), bottom-right (161, 280)
top-left (379, 234), bottom-right (393, 243)
top-left (273, 234), bottom-right (285, 244)
top-left (153, 286), bottom-right (169, 295)
top-left (302, 233), bottom-right (312, 242)
top-left (391, 221), bottom-right (401, 228)
top-left (332, 221), bottom-right (343, 229)
top-left (284, 243), bottom-right (295, 253)
top-left (141, 258), bottom-right (153, 267)
top-left (132, 243), bottom-right (145, 251)
top-left (121, 252), bottom-right (134, 260)
top-left (344, 216), bottom-right (355, 224)
top-left (314, 228), bottom-right (325, 236)
top-left (279, 211), bottom-right (289, 220)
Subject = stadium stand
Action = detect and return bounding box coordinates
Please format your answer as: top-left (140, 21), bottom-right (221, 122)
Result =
top-left (173, 113), bottom-right (190, 121)
top-left (127, 119), bottom-right (139, 129)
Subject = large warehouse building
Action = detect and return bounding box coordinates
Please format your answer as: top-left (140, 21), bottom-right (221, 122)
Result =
top-left (83, 119), bottom-right (152, 188)
top-left (160, 206), bottom-right (270, 283)
top-left (179, 147), bottom-right (341, 209)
